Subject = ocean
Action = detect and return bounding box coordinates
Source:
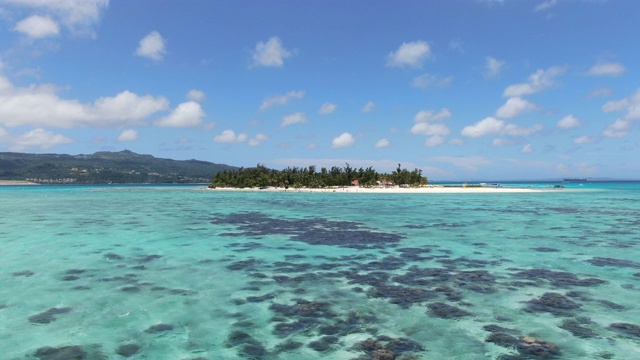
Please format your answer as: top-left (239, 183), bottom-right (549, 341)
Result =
top-left (1, 183), bottom-right (639, 359)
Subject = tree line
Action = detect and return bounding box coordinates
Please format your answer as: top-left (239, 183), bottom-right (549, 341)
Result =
top-left (209, 163), bottom-right (427, 189)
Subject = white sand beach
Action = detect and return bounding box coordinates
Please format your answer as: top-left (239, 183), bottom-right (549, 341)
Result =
top-left (0, 180), bottom-right (39, 186)
top-left (209, 185), bottom-right (550, 193)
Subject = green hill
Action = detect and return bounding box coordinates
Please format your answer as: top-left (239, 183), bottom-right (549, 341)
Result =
top-left (0, 150), bottom-right (237, 184)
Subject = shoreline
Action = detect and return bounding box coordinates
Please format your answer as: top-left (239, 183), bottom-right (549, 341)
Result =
top-left (0, 180), bottom-right (39, 186)
top-left (208, 185), bottom-right (555, 193)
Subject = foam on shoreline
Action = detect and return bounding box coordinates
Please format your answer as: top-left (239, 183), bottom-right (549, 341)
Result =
top-left (208, 185), bottom-right (550, 193)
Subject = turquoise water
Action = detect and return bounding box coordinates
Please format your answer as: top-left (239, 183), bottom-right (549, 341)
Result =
top-left (1, 184), bottom-right (640, 359)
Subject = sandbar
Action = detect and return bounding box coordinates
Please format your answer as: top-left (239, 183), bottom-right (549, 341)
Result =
top-left (208, 185), bottom-right (552, 193)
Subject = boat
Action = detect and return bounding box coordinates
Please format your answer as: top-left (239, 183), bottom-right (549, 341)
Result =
top-left (563, 178), bottom-right (587, 183)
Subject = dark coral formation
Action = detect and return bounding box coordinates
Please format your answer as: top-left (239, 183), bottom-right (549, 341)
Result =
top-left (29, 307), bottom-right (72, 324)
top-left (524, 292), bottom-right (581, 316)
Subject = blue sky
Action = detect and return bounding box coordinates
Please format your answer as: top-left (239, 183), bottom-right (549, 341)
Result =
top-left (0, 0), bottom-right (638, 180)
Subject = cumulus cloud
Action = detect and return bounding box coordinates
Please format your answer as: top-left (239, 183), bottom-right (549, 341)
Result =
top-left (484, 56), bottom-right (505, 78)
top-left (3, 0), bottom-right (109, 36)
top-left (411, 122), bottom-right (450, 136)
top-left (521, 143), bottom-right (533, 153)
top-left (374, 138), bottom-right (390, 148)
top-left (602, 88), bottom-right (640, 120)
top-left (318, 102), bottom-right (337, 114)
top-left (214, 129), bottom-right (247, 143)
top-left (587, 62), bottom-right (626, 76)
top-left (186, 89), bottom-right (206, 102)
top-left (154, 101), bottom-right (205, 127)
top-left (461, 117), bottom-right (542, 138)
top-left (251, 36), bottom-right (293, 68)
top-left (10, 128), bottom-right (73, 151)
top-left (503, 66), bottom-right (566, 97)
top-left (281, 112), bottom-right (307, 127)
top-left (331, 132), bottom-right (355, 148)
top-left (0, 76), bottom-right (169, 128)
top-left (414, 108), bottom-right (451, 122)
top-left (496, 97), bottom-right (536, 118)
top-left (412, 73), bottom-right (453, 89)
top-left (135, 31), bottom-right (166, 61)
top-left (14, 15), bottom-right (59, 38)
top-left (425, 135), bottom-right (444, 147)
top-left (361, 101), bottom-right (375, 113)
top-left (557, 114), bottom-right (582, 129)
top-left (259, 90), bottom-right (304, 111)
top-left (386, 41), bottom-right (431, 68)
top-left (574, 135), bottom-right (597, 144)
top-left (248, 133), bottom-right (268, 146)
top-left (117, 129), bottom-right (139, 142)
top-left (602, 119), bottom-right (631, 138)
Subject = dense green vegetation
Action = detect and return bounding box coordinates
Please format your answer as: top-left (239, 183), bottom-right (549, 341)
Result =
top-left (0, 150), bottom-right (236, 184)
top-left (209, 163), bottom-right (427, 188)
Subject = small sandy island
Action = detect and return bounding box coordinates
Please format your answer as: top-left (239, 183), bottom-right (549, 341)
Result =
top-left (208, 185), bottom-right (553, 193)
top-left (0, 180), bottom-right (39, 186)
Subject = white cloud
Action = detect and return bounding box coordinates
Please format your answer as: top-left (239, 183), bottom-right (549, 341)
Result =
top-left (3, 0), bottom-right (108, 36)
top-left (428, 155), bottom-right (491, 172)
top-left (14, 15), bottom-right (59, 38)
top-left (214, 129), bottom-right (247, 143)
top-left (374, 138), bottom-right (390, 148)
top-left (186, 89), bottom-right (206, 102)
top-left (484, 56), bottom-right (505, 78)
top-left (534, 0), bottom-right (557, 12)
top-left (251, 36), bottom-right (292, 68)
top-left (117, 129), bottom-right (139, 142)
top-left (10, 128), bottom-right (73, 150)
top-left (331, 132), bottom-right (355, 148)
top-left (521, 143), bottom-right (533, 153)
top-left (602, 98), bottom-right (629, 112)
top-left (461, 117), bottom-right (542, 138)
top-left (414, 108), bottom-right (451, 122)
top-left (496, 97), bottom-right (536, 118)
top-left (574, 136), bottom-right (597, 144)
top-left (361, 101), bottom-right (375, 113)
top-left (0, 76), bottom-right (169, 128)
top-left (448, 138), bottom-right (465, 145)
top-left (503, 66), bottom-right (566, 97)
top-left (492, 138), bottom-right (514, 147)
top-left (425, 135), bottom-right (444, 147)
top-left (410, 122), bottom-right (450, 136)
top-left (135, 31), bottom-right (166, 61)
top-left (557, 114), bottom-right (581, 129)
top-left (248, 133), bottom-right (268, 146)
top-left (412, 73), bottom-right (452, 89)
top-left (586, 86), bottom-right (613, 99)
top-left (461, 117), bottom-right (505, 138)
top-left (602, 88), bottom-right (640, 120)
top-left (154, 101), bottom-right (204, 127)
top-left (386, 41), bottom-right (431, 68)
top-left (306, 143), bottom-right (317, 149)
top-left (587, 62), bottom-right (626, 76)
top-left (602, 119), bottom-right (631, 138)
top-left (281, 112), bottom-right (307, 127)
top-left (318, 102), bottom-right (337, 114)
top-left (259, 90), bottom-right (304, 111)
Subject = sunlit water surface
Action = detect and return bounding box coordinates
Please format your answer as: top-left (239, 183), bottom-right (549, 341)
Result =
top-left (1, 183), bottom-right (640, 359)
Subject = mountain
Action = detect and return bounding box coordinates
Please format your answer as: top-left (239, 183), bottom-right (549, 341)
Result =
top-left (0, 150), bottom-right (237, 184)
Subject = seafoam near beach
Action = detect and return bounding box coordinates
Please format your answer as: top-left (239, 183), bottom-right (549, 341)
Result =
top-left (209, 185), bottom-right (548, 193)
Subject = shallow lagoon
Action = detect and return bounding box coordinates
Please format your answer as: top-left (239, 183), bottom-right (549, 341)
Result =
top-left (1, 184), bottom-right (640, 359)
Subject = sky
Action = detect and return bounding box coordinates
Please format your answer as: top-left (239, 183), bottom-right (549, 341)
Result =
top-left (0, 0), bottom-right (639, 180)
